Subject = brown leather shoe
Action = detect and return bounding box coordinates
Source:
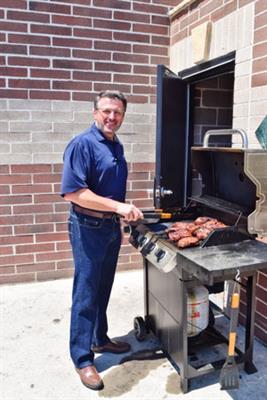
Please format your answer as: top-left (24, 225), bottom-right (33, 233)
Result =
top-left (92, 340), bottom-right (131, 354)
top-left (75, 365), bottom-right (104, 390)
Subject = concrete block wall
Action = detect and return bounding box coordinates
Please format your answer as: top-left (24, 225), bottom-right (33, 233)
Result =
top-left (169, 0), bottom-right (267, 345)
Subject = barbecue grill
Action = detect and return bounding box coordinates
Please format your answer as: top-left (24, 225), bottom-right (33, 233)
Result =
top-left (128, 63), bottom-right (267, 393)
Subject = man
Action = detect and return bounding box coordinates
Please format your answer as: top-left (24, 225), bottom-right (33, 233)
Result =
top-left (61, 91), bottom-right (143, 390)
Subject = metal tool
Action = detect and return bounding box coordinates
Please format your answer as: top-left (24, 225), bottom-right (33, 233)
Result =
top-left (220, 290), bottom-right (240, 390)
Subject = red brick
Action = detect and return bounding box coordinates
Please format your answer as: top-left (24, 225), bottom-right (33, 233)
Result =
top-left (72, 92), bottom-right (96, 101)
top-left (0, 174), bottom-right (31, 185)
top-left (55, 203), bottom-right (70, 212)
top-left (74, 27), bottom-right (111, 40)
top-left (30, 46), bottom-right (70, 58)
top-left (55, 222), bottom-right (68, 232)
top-left (33, 173), bottom-right (62, 183)
top-left (29, 1), bottom-right (71, 14)
top-left (30, 90), bottom-right (70, 100)
top-left (53, 164), bottom-right (63, 173)
top-left (134, 64), bottom-right (156, 75)
top-left (13, 204), bottom-right (53, 214)
top-left (0, 253), bottom-right (34, 266)
top-left (0, 21), bottom-right (28, 32)
top-left (210, 0), bottom-right (237, 22)
top-left (253, 57), bottom-right (267, 73)
top-left (94, 19), bottom-right (130, 31)
top-left (31, 24), bottom-right (72, 36)
top-left (0, 185), bottom-right (10, 194)
top-left (52, 14), bottom-right (92, 27)
top-left (0, 0), bottom-right (27, 8)
top-left (57, 260), bottom-right (73, 270)
top-left (252, 72), bottom-right (267, 87)
top-left (14, 223), bottom-right (54, 235)
top-left (36, 250), bottom-right (72, 262)
top-left (253, 42), bottom-right (267, 59)
top-left (113, 32), bottom-right (150, 43)
top-left (37, 269), bottom-right (73, 281)
top-left (9, 79), bottom-right (50, 89)
top-left (92, 0), bottom-right (131, 10)
top-left (17, 261), bottom-right (56, 273)
top-left (0, 88), bottom-right (28, 99)
top-left (73, 6), bottom-right (112, 19)
top-left (132, 181), bottom-right (153, 190)
top-left (256, 298), bottom-right (267, 316)
top-left (52, 37), bottom-right (93, 49)
top-left (126, 94), bottom-right (149, 103)
top-left (94, 41), bottom-right (131, 52)
top-left (16, 242), bottom-right (55, 254)
top-left (239, 0), bottom-right (254, 7)
top-left (258, 272), bottom-right (267, 287)
top-left (0, 195), bottom-right (32, 205)
top-left (200, 0), bottom-right (223, 18)
top-left (133, 44), bottom-right (168, 56)
top-left (256, 285), bottom-right (267, 303)
top-left (114, 74), bottom-right (149, 84)
top-left (126, 190), bottom-right (148, 199)
top-left (73, 49), bottom-right (111, 61)
top-left (36, 232), bottom-right (68, 243)
top-left (9, 33), bottom-right (50, 46)
top-left (152, 35), bottom-right (170, 46)
top-left (255, 11), bottom-right (267, 30)
top-left (0, 246), bottom-right (13, 255)
top-left (113, 52), bottom-right (148, 63)
top-left (256, 0), bottom-right (267, 14)
top-left (0, 215), bottom-right (33, 226)
top-left (128, 172), bottom-right (149, 180)
top-left (34, 193), bottom-right (62, 204)
top-left (56, 241), bottom-right (71, 251)
top-left (11, 164), bottom-right (51, 174)
top-left (95, 62), bottom-right (131, 73)
top-left (52, 80), bottom-right (91, 91)
top-left (0, 206), bottom-right (11, 215)
top-left (0, 44), bottom-right (27, 55)
top-left (0, 266), bottom-right (15, 274)
top-left (73, 71), bottom-right (111, 81)
top-left (94, 82), bottom-right (131, 93)
top-left (53, 58), bottom-right (92, 70)
top-left (133, 23), bottom-right (168, 35)
top-left (35, 213), bottom-right (68, 223)
top-left (0, 226), bottom-right (12, 235)
top-left (0, 67), bottom-right (28, 77)
top-left (7, 10), bottom-right (49, 23)
top-left (0, 235), bottom-right (33, 245)
top-left (114, 10), bottom-right (150, 23)
top-left (31, 69), bottom-right (70, 79)
top-left (133, 2), bottom-right (167, 15)
top-left (0, 273), bottom-right (35, 285)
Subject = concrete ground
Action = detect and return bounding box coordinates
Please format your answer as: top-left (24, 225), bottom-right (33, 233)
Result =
top-left (1, 269), bottom-right (267, 400)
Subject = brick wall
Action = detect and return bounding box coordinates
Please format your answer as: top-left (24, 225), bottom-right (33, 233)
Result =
top-left (0, 162), bottom-right (154, 284)
top-left (0, 0), bottom-right (174, 284)
top-left (0, 0), bottom-right (175, 103)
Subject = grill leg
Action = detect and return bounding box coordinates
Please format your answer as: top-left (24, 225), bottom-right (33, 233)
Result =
top-left (244, 272), bottom-right (257, 374)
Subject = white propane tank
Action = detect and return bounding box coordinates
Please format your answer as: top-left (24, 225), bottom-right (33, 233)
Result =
top-left (187, 286), bottom-right (209, 337)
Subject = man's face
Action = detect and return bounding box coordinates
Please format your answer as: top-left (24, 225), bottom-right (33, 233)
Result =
top-left (93, 97), bottom-right (125, 140)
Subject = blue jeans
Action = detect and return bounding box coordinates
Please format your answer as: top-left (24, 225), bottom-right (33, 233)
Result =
top-left (68, 209), bottom-right (121, 369)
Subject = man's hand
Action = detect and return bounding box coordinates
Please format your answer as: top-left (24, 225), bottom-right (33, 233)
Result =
top-left (116, 203), bottom-right (144, 222)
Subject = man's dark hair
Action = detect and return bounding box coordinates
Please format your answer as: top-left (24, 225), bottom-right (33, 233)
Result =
top-left (94, 90), bottom-right (127, 112)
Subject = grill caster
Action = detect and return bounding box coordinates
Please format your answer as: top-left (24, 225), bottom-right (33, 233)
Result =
top-left (133, 316), bottom-right (147, 341)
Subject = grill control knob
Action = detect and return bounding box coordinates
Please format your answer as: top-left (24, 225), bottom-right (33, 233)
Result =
top-left (145, 242), bottom-right (156, 253)
top-left (138, 234), bottom-right (147, 247)
top-left (155, 249), bottom-right (166, 262)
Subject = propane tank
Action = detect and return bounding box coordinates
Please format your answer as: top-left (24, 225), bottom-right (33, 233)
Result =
top-left (187, 285), bottom-right (209, 337)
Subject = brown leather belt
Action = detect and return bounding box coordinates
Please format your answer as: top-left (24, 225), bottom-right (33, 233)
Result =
top-left (72, 204), bottom-right (120, 221)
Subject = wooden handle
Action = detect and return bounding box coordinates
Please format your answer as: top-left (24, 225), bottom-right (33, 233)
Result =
top-left (231, 292), bottom-right (240, 308)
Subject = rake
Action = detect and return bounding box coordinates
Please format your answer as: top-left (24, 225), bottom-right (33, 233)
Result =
top-left (219, 291), bottom-right (240, 390)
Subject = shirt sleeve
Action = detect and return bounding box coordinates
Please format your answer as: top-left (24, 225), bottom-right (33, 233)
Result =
top-left (61, 140), bottom-right (91, 196)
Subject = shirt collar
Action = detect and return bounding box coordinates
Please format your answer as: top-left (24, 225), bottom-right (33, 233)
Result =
top-left (91, 123), bottom-right (119, 143)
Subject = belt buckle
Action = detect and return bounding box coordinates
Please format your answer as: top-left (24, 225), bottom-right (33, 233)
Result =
top-left (112, 214), bottom-right (120, 223)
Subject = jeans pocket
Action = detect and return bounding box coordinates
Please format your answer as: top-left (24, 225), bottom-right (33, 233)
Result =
top-left (79, 215), bottom-right (104, 229)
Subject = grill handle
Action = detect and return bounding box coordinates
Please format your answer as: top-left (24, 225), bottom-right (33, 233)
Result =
top-left (203, 129), bottom-right (248, 148)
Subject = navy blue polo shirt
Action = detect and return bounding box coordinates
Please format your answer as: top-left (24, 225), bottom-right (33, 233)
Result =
top-left (61, 123), bottom-right (128, 202)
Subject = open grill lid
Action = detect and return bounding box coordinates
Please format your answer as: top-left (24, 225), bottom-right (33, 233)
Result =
top-left (154, 65), bottom-right (189, 210)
